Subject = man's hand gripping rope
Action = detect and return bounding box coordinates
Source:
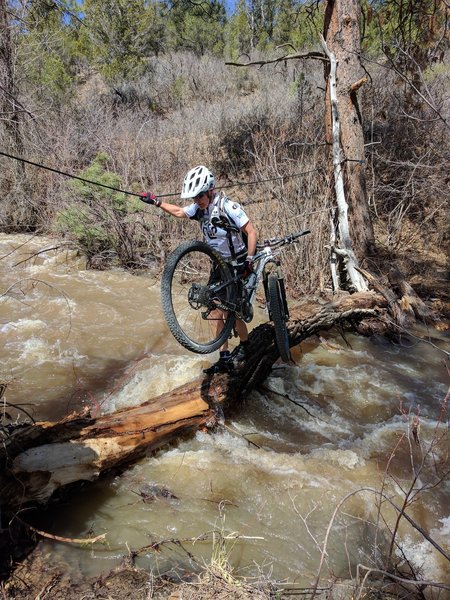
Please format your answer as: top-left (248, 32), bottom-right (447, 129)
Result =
top-left (140, 192), bottom-right (161, 207)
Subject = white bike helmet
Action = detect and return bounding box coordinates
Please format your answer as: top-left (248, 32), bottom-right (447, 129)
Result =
top-left (181, 165), bottom-right (215, 199)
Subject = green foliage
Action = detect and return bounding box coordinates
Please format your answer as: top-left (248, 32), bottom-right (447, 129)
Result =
top-left (76, 0), bottom-right (166, 82)
top-left (19, 38), bottom-right (74, 103)
top-left (15, 0), bottom-right (80, 104)
top-left (166, 0), bottom-right (227, 56)
top-left (57, 153), bottom-right (143, 267)
top-left (226, 0), bottom-right (322, 57)
top-left (226, 0), bottom-right (251, 57)
top-left (69, 152), bottom-right (126, 206)
top-left (362, 0), bottom-right (449, 70)
top-left (35, 54), bottom-right (73, 99)
top-left (12, 0), bottom-right (448, 96)
top-left (57, 206), bottom-right (111, 259)
top-left (169, 76), bottom-right (189, 107)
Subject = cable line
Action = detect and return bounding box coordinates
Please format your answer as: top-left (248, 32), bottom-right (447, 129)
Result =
top-left (0, 150), bottom-right (323, 200)
top-left (0, 150), bottom-right (144, 198)
top-left (220, 168), bottom-right (321, 192)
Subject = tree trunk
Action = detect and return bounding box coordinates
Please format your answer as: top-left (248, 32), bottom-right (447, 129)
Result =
top-left (0, 0), bottom-right (30, 228)
top-left (323, 0), bottom-right (375, 261)
top-left (0, 0), bottom-right (25, 168)
top-left (321, 36), bottom-right (368, 292)
top-left (0, 292), bottom-right (387, 511)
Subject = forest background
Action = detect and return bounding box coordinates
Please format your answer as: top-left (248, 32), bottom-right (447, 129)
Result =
top-left (0, 0), bottom-right (449, 298)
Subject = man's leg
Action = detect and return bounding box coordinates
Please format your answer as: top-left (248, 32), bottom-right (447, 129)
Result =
top-left (233, 318), bottom-right (250, 362)
top-left (209, 308), bottom-right (228, 351)
top-left (203, 309), bottom-right (233, 374)
top-left (234, 319), bottom-right (248, 342)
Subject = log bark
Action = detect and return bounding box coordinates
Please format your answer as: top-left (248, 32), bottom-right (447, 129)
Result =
top-left (0, 292), bottom-right (388, 510)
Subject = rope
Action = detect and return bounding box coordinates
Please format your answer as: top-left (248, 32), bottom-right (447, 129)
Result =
top-left (0, 150), bottom-right (144, 198)
top-left (220, 167), bottom-right (321, 192)
top-left (0, 150), bottom-right (323, 200)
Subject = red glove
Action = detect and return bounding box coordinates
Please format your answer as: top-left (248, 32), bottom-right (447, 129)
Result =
top-left (140, 192), bottom-right (161, 207)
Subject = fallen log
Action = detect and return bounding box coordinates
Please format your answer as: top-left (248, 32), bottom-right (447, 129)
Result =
top-left (0, 291), bottom-right (387, 511)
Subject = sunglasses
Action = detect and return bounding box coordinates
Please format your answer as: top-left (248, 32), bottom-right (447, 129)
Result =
top-left (194, 192), bottom-right (206, 201)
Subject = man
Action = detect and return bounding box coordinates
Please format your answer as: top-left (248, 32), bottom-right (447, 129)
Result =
top-left (141, 165), bottom-right (257, 373)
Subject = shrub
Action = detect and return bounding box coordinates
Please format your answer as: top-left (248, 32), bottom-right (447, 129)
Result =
top-left (56, 153), bottom-right (152, 269)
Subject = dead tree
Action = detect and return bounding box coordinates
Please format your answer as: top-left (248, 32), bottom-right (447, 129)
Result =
top-left (323, 0), bottom-right (375, 264)
top-left (321, 35), bottom-right (368, 293)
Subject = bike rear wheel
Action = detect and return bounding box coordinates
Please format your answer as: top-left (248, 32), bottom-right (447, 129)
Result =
top-left (267, 273), bottom-right (291, 362)
top-left (161, 241), bottom-right (237, 354)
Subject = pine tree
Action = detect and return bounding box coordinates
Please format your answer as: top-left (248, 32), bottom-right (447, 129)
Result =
top-left (165, 0), bottom-right (227, 56)
top-left (78, 0), bottom-right (166, 81)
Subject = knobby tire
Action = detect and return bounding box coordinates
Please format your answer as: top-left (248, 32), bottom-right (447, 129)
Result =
top-left (267, 273), bottom-right (291, 362)
top-left (161, 241), bottom-right (237, 354)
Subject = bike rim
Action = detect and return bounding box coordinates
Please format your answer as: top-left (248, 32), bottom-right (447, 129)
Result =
top-left (168, 248), bottom-right (233, 350)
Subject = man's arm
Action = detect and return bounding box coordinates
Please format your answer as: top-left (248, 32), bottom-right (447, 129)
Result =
top-left (141, 194), bottom-right (187, 218)
top-left (242, 220), bottom-right (257, 258)
top-left (159, 201), bottom-right (188, 218)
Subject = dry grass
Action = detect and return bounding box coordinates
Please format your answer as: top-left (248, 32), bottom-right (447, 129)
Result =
top-left (1, 50), bottom-right (448, 296)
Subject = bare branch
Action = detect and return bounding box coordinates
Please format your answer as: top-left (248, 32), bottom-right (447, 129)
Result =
top-left (14, 515), bottom-right (106, 545)
top-left (226, 51), bottom-right (328, 68)
top-left (310, 486), bottom-right (450, 600)
top-left (349, 76), bottom-right (368, 93)
top-left (356, 564), bottom-right (450, 595)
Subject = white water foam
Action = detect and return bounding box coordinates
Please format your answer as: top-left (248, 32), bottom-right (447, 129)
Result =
top-left (1, 318), bottom-right (47, 334)
top-left (101, 354), bottom-right (208, 413)
top-left (395, 534), bottom-right (449, 581)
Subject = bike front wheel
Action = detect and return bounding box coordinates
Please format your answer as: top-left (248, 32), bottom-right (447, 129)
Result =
top-left (267, 273), bottom-right (291, 362)
top-left (161, 241), bottom-right (237, 354)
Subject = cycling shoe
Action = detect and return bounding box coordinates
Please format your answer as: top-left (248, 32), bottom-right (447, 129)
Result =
top-left (203, 358), bottom-right (234, 374)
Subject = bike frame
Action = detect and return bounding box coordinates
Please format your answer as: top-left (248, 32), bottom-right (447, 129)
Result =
top-left (248, 246), bottom-right (283, 304)
top-left (212, 231), bottom-right (310, 320)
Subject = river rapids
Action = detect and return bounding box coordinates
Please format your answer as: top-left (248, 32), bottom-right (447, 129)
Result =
top-left (1, 234), bottom-right (449, 589)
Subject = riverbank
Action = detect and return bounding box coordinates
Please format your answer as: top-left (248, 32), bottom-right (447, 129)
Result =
top-left (3, 551), bottom-right (273, 600)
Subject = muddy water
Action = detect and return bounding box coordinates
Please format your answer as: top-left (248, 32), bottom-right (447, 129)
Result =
top-left (1, 234), bottom-right (449, 586)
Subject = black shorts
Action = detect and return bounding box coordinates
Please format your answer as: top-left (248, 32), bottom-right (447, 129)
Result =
top-left (208, 260), bottom-right (246, 302)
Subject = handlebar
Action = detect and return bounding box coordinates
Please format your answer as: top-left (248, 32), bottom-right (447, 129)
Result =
top-left (256, 229), bottom-right (311, 250)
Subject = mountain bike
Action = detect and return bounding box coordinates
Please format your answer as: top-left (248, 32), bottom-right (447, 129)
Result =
top-left (161, 229), bottom-right (311, 362)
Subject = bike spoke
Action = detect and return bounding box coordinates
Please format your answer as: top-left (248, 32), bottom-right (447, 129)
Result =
top-left (169, 249), bottom-right (231, 348)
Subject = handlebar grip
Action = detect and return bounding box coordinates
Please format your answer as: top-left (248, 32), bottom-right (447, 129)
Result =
top-left (289, 229), bottom-right (311, 241)
top-left (257, 237), bottom-right (278, 247)
top-left (256, 230), bottom-right (311, 249)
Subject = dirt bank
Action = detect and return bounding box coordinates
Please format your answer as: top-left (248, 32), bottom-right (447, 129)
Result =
top-left (2, 549), bottom-right (273, 599)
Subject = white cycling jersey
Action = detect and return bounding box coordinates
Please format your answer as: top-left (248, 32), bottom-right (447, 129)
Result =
top-left (183, 192), bottom-right (248, 261)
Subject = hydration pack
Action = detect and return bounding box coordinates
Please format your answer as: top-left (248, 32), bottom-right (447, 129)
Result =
top-left (209, 194), bottom-right (248, 251)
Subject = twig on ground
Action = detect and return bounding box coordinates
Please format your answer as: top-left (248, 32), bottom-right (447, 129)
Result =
top-left (15, 516), bottom-right (106, 545)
